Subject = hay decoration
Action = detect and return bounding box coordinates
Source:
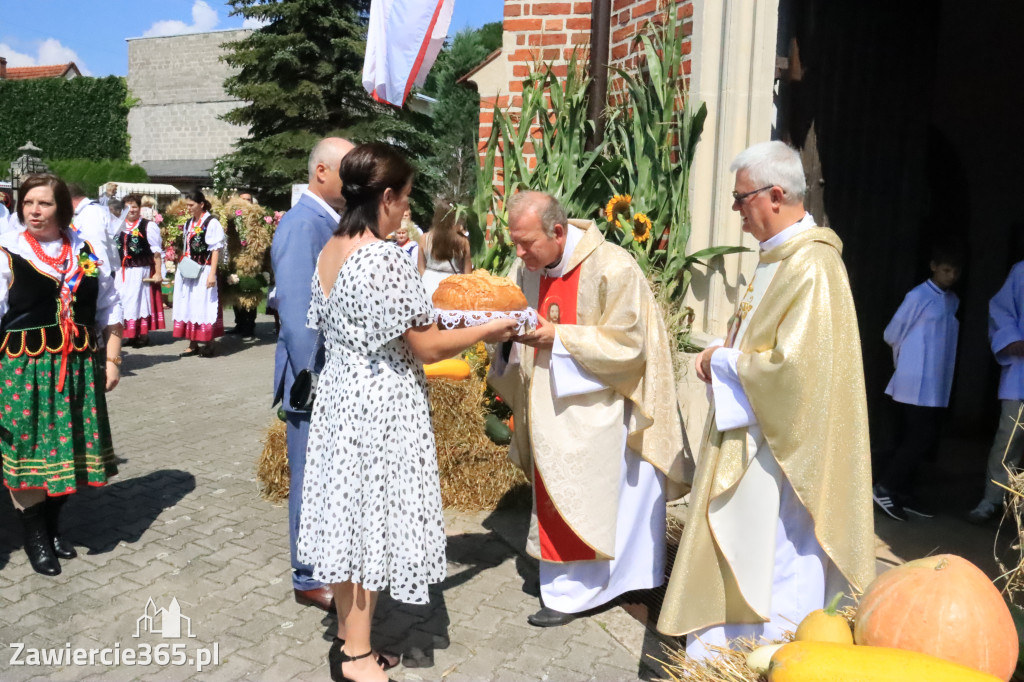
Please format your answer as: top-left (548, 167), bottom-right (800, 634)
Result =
top-left (995, 404), bottom-right (1024, 603)
top-left (257, 418), bottom-right (290, 503)
top-left (216, 196), bottom-right (276, 309)
top-left (428, 373), bottom-right (528, 510)
top-left (654, 637), bottom-right (771, 682)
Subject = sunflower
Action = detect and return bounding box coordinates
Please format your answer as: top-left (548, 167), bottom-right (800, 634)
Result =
top-left (632, 212), bottom-right (652, 243)
top-left (604, 194), bottom-right (632, 229)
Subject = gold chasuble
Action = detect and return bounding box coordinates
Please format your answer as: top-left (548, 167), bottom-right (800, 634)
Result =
top-left (489, 221), bottom-right (687, 562)
top-left (657, 227), bottom-right (876, 636)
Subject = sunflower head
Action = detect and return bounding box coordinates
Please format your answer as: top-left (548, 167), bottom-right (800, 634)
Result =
top-left (632, 212), bottom-right (652, 243)
top-left (605, 194), bottom-right (632, 229)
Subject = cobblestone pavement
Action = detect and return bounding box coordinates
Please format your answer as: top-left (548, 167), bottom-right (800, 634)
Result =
top-left (0, 319), bottom-right (666, 681)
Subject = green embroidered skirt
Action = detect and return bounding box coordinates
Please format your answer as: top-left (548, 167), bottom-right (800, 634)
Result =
top-left (0, 349), bottom-right (117, 495)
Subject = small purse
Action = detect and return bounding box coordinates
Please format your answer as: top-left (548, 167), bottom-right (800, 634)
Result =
top-left (289, 331), bottom-right (322, 411)
top-left (178, 256), bottom-right (202, 280)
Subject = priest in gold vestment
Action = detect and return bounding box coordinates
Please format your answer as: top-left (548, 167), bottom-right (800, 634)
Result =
top-left (489, 191), bottom-right (687, 627)
top-left (656, 142), bottom-right (876, 657)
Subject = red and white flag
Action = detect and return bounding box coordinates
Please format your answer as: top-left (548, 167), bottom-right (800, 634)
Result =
top-left (363, 0), bottom-right (455, 107)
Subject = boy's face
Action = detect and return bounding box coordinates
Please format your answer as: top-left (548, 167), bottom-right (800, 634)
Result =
top-left (930, 261), bottom-right (961, 290)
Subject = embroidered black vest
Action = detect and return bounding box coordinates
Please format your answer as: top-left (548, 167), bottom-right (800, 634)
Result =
top-left (185, 215), bottom-right (215, 266)
top-left (0, 246), bottom-right (98, 357)
top-left (117, 218), bottom-right (156, 269)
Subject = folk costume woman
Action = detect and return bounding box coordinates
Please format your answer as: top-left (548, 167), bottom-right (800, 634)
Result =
top-left (0, 174), bottom-right (123, 576)
top-left (172, 190), bottom-right (225, 357)
top-left (116, 194), bottom-right (165, 347)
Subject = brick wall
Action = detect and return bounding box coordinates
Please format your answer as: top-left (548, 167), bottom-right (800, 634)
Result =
top-left (126, 29), bottom-right (250, 170)
top-left (476, 1), bottom-right (694, 195)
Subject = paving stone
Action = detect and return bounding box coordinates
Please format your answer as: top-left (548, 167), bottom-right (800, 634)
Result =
top-left (0, 325), bottom-right (651, 681)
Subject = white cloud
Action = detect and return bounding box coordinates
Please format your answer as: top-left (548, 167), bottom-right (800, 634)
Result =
top-left (0, 39), bottom-right (92, 75)
top-left (242, 16), bottom-right (270, 29)
top-left (143, 0), bottom-right (220, 38)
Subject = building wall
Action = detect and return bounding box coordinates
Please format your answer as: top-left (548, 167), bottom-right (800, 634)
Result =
top-left (476, 1), bottom-right (695, 175)
top-left (127, 29), bottom-right (250, 169)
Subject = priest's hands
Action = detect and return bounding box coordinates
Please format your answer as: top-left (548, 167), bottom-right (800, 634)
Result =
top-left (515, 313), bottom-right (555, 349)
top-left (695, 345), bottom-right (722, 384)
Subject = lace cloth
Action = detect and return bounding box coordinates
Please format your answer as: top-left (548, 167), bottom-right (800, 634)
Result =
top-left (435, 308), bottom-right (538, 335)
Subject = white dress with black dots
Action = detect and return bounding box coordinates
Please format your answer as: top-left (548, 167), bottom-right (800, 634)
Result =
top-left (297, 241), bottom-right (446, 604)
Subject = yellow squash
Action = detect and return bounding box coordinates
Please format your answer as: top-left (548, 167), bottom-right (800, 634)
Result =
top-left (794, 592), bottom-right (853, 644)
top-left (768, 641), bottom-right (1003, 682)
top-left (423, 359), bottom-right (472, 381)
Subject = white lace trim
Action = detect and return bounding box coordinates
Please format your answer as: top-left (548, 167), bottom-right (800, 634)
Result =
top-left (434, 308), bottom-right (538, 335)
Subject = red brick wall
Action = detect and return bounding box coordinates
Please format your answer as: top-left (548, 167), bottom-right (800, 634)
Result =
top-left (476, 0), bottom-right (694, 201)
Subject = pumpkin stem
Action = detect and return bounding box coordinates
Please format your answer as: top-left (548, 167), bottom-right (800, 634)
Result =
top-left (824, 591), bottom-right (844, 615)
top-left (935, 558), bottom-right (949, 571)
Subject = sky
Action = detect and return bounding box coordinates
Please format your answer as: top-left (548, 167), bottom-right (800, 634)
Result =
top-left (0, 0), bottom-right (504, 78)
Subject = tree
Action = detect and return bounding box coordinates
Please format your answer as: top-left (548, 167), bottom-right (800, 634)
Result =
top-left (419, 23), bottom-right (503, 207)
top-left (220, 0), bottom-right (433, 209)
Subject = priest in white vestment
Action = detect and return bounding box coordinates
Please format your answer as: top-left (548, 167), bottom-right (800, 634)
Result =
top-left (656, 142), bottom-right (876, 658)
top-left (489, 191), bottom-right (687, 627)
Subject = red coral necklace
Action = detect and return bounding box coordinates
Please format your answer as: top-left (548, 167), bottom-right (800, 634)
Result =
top-left (24, 232), bottom-right (74, 274)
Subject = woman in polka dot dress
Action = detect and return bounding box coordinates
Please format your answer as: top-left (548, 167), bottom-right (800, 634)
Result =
top-left (298, 144), bottom-right (517, 682)
top-left (0, 174), bottom-right (123, 577)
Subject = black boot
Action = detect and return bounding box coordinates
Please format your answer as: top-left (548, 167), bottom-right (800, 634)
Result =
top-left (17, 503), bottom-right (61, 576)
top-left (45, 496), bottom-right (77, 559)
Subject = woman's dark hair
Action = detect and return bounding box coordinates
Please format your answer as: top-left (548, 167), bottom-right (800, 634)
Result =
top-left (17, 174), bottom-right (73, 227)
top-left (335, 143), bottom-right (415, 238)
top-left (427, 200), bottom-right (467, 263)
top-left (186, 189), bottom-right (212, 213)
top-left (122, 193), bottom-right (142, 208)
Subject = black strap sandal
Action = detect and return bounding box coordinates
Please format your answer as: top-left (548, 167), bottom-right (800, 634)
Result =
top-left (329, 639), bottom-right (396, 682)
top-left (329, 638), bottom-right (398, 673)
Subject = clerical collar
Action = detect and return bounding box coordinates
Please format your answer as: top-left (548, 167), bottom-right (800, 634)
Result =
top-left (543, 224), bottom-right (585, 278)
top-left (760, 212), bottom-right (816, 253)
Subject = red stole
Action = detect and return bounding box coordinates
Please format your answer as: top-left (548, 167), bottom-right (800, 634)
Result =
top-left (534, 264), bottom-right (596, 562)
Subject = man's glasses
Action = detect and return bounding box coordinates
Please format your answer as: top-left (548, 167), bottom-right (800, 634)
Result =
top-left (732, 185), bottom-right (774, 204)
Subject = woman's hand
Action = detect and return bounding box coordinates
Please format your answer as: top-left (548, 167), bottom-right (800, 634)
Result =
top-left (105, 362), bottom-right (120, 392)
top-left (206, 271), bottom-right (217, 289)
top-left (478, 318), bottom-right (519, 344)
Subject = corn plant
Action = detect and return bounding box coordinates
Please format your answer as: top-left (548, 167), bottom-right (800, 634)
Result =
top-left (470, 52), bottom-right (620, 274)
top-left (604, 3), bottom-right (747, 305)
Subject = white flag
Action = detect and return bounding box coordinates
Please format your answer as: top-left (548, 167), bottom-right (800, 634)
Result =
top-left (363, 0), bottom-right (455, 107)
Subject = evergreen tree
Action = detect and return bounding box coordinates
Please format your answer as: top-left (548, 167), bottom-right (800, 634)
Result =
top-left (220, 0), bottom-right (433, 209)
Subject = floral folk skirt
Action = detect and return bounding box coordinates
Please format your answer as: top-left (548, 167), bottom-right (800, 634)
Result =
top-left (0, 349), bottom-right (117, 495)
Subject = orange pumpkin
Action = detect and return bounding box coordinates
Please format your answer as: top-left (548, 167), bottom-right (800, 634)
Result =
top-left (853, 554), bottom-right (1017, 681)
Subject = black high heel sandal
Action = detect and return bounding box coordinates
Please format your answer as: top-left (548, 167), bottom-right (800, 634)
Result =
top-left (328, 639), bottom-right (395, 682)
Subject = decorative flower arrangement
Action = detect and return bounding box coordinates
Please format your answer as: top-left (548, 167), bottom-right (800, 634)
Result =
top-left (215, 196), bottom-right (279, 309)
top-left (78, 251), bottom-right (100, 277)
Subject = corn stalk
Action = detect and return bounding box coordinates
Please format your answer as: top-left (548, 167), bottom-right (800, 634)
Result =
top-left (604, 3), bottom-right (747, 304)
top-left (470, 52), bottom-right (619, 274)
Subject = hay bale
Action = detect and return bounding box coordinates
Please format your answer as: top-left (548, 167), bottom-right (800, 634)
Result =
top-left (253, 374), bottom-right (529, 511)
top-left (257, 419), bottom-right (290, 503)
top-left (428, 375), bottom-right (528, 511)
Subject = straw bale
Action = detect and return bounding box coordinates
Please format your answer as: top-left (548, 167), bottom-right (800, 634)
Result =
top-left (429, 374), bottom-right (529, 510)
top-left (254, 375), bottom-right (528, 511)
top-left (256, 418), bottom-right (289, 503)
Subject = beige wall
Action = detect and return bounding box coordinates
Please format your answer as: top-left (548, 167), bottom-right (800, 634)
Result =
top-left (685, 0), bottom-right (780, 342)
top-left (126, 29), bottom-right (250, 166)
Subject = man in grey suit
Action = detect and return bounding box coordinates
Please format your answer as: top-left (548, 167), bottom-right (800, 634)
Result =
top-left (271, 137), bottom-right (353, 611)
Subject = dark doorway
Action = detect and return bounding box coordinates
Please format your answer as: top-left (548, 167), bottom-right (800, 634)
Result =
top-left (775, 0), bottom-right (1024, 450)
